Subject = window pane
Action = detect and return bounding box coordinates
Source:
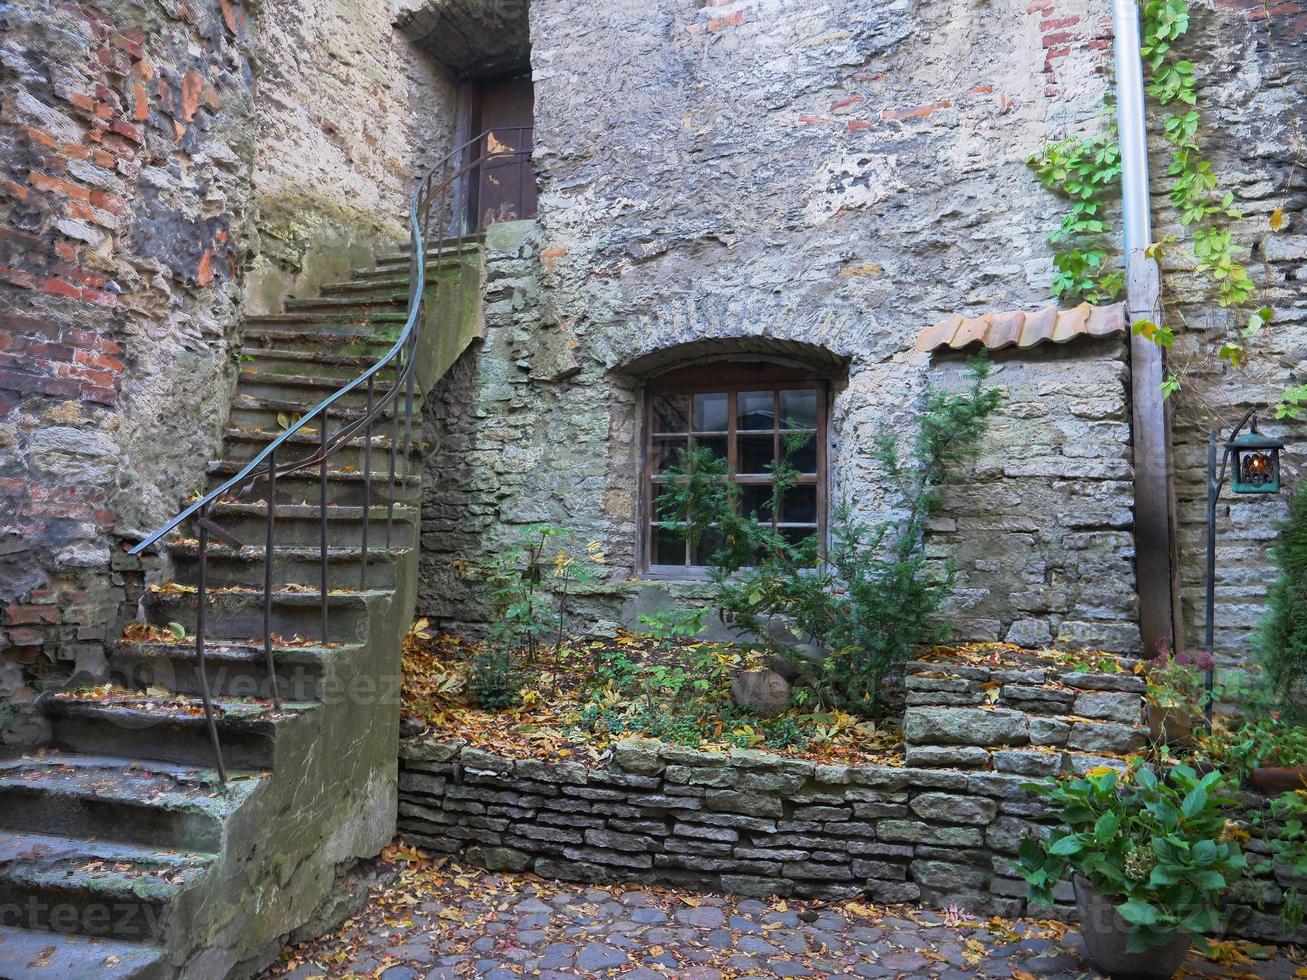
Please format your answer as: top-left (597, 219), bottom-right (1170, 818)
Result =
top-left (783, 433), bottom-right (817, 474)
top-left (653, 393), bottom-right (689, 433)
top-left (692, 392), bottom-right (728, 432)
top-left (739, 434), bottom-right (775, 474)
top-left (652, 437), bottom-right (687, 474)
top-left (780, 389), bottom-right (818, 429)
top-left (694, 435), bottom-right (728, 463)
top-left (742, 484), bottom-right (774, 522)
top-left (691, 528), bottom-right (723, 566)
top-left (781, 526), bottom-right (819, 564)
top-left (781, 485), bottom-right (817, 524)
top-left (653, 525), bottom-right (687, 565)
top-left (737, 391), bottom-right (775, 431)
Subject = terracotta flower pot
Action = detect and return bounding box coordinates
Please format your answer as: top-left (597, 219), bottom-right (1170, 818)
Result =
top-left (1146, 703), bottom-right (1199, 747)
top-left (1250, 765), bottom-right (1307, 794)
top-left (1073, 877), bottom-right (1191, 979)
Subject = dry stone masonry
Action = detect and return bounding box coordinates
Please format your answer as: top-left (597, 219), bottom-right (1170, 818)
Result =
top-left (399, 655), bottom-right (1305, 945)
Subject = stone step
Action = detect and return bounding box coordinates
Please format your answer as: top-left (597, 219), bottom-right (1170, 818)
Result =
top-left (205, 459), bottom-right (420, 508)
top-left (241, 330), bottom-right (400, 361)
top-left (370, 235), bottom-right (484, 267)
top-left (169, 539), bottom-right (407, 591)
top-left (233, 370), bottom-right (418, 414)
top-left (0, 924), bottom-right (167, 979)
top-left (0, 752), bottom-right (257, 852)
top-left (219, 427), bottom-right (420, 476)
top-left (281, 295), bottom-right (408, 315)
top-left (46, 690), bottom-right (317, 771)
top-left (143, 585), bottom-right (390, 644)
top-left (240, 347), bottom-right (391, 382)
top-left (111, 638), bottom-right (351, 703)
top-left (0, 831), bottom-right (212, 943)
top-left (195, 501), bottom-right (418, 549)
top-left (225, 387), bottom-right (417, 437)
top-left (320, 258), bottom-right (468, 295)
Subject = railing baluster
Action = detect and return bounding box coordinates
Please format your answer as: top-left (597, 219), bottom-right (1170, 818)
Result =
top-left (264, 451), bottom-right (281, 710)
top-left (320, 411), bottom-right (329, 643)
top-left (361, 377), bottom-right (373, 591)
top-left (387, 355), bottom-right (399, 548)
top-left (195, 509), bottom-right (228, 785)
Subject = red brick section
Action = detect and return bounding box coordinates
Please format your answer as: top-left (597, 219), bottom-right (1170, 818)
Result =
top-left (0, 0), bottom-right (248, 713)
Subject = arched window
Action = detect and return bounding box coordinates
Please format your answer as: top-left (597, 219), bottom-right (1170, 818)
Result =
top-left (642, 361), bottom-right (828, 574)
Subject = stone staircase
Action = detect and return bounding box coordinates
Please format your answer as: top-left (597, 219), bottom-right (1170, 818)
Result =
top-left (0, 238), bottom-right (483, 979)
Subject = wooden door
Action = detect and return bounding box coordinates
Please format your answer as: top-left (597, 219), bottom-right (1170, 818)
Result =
top-left (468, 74), bottom-right (536, 230)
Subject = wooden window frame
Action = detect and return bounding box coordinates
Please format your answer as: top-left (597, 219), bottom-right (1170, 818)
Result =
top-left (640, 364), bottom-right (828, 578)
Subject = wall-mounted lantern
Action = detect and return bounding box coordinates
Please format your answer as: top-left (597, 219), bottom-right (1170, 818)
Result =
top-left (1227, 429), bottom-right (1284, 494)
top-left (1204, 410), bottom-right (1286, 721)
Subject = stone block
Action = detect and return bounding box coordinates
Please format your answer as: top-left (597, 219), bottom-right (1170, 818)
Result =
top-left (1061, 671), bottom-right (1145, 693)
top-left (909, 793), bottom-right (998, 825)
top-left (705, 790), bottom-right (783, 818)
top-left (851, 858), bottom-right (908, 881)
top-left (466, 846), bottom-right (532, 872)
top-left (563, 846), bottom-right (654, 869)
top-left (904, 744), bottom-right (991, 769)
top-left (877, 821), bottom-right (983, 847)
top-left (665, 764), bottom-right (734, 788)
top-left (461, 747), bottom-right (513, 776)
top-left (903, 707), bottom-right (1029, 747)
top-left (398, 771), bottom-right (446, 796)
top-left (1071, 691), bottom-right (1142, 724)
top-left (584, 828), bottom-right (655, 851)
top-left (673, 822), bottom-right (738, 843)
top-left (782, 861), bottom-right (855, 881)
top-left (911, 860), bottom-right (989, 890)
top-left (399, 739), bottom-right (461, 763)
top-left (992, 750), bottom-right (1063, 777)
top-left (612, 738), bottom-right (665, 775)
top-left (720, 875), bottom-right (793, 898)
top-left (516, 759), bottom-right (590, 784)
top-left (1028, 716), bottom-right (1071, 746)
top-left (1065, 720), bottom-right (1146, 754)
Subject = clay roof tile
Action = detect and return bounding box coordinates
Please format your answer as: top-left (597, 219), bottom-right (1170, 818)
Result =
top-left (914, 301), bottom-right (1126, 354)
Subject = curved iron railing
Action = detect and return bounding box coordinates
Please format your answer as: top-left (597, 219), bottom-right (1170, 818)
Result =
top-left (128, 126), bottom-right (535, 782)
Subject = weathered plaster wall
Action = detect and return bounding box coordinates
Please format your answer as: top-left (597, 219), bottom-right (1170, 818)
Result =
top-left (1160, 3), bottom-right (1307, 664)
top-left (0, 0), bottom-right (449, 749)
top-left (245, 0), bottom-right (457, 315)
top-left (418, 0), bottom-right (1144, 652)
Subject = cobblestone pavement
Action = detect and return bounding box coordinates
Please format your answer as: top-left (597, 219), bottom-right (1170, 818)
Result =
top-left (263, 856), bottom-right (1305, 980)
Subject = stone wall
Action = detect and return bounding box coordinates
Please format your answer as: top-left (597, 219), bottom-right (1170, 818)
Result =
top-left (244, 0), bottom-right (456, 315)
top-left (1155, 3), bottom-right (1307, 662)
top-left (418, 0), bottom-right (1144, 651)
top-left (398, 656), bottom-right (1306, 944)
top-left (0, 0), bottom-right (447, 748)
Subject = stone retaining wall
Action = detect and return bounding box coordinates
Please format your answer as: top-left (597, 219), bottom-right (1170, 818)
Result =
top-left (399, 657), bottom-right (1306, 944)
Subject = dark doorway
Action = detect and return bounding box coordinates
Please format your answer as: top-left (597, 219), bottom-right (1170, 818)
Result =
top-left (465, 73), bottom-right (537, 230)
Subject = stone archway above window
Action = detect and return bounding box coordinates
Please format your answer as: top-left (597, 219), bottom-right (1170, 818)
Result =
top-left (619, 337), bottom-right (850, 382)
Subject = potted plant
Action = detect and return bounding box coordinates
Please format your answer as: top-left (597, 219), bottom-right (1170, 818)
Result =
top-left (1143, 642), bottom-right (1213, 746)
top-left (1200, 716), bottom-right (1307, 794)
top-left (1018, 762), bottom-right (1247, 979)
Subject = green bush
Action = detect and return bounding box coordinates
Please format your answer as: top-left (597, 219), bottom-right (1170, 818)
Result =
top-left (467, 647), bottom-right (522, 711)
top-left (1018, 762), bottom-right (1247, 953)
top-left (1256, 487), bottom-right (1307, 722)
top-left (657, 356), bottom-right (1000, 714)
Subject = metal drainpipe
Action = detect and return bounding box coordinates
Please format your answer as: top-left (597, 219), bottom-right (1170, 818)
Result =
top-left (1113, 0), bottom-right (1181, 656)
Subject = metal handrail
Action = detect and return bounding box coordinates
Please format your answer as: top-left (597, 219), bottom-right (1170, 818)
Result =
top-left (126, 126), bottom-right (535, 782)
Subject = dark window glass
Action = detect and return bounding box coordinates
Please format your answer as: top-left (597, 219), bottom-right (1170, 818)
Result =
top-left (737, 391), bottom-right (775, 431)
top-left (693, 392), bottom-right (728, 432)
top-left (644, 368), bottom-right (826, 573)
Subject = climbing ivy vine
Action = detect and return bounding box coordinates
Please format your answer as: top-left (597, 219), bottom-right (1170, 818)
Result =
top-left (1028, 0), bottom-right (1296, 414)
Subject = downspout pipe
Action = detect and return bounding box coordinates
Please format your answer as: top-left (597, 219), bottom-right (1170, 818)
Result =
top-left (1113, 0), bottom-right (1181, 656)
